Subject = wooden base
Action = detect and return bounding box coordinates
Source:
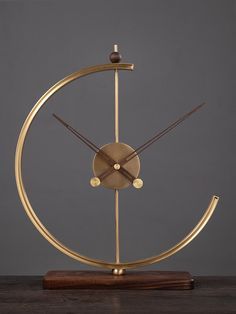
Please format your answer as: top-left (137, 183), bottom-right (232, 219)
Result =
top-left (43, 271), bottom-right (194, 290)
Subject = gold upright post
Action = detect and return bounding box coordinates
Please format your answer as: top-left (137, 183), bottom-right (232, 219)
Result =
top-left (114, 44), bottom-right (119, 143)
top-left (114, 44), bottom-right (120, 269)
top-left (115, 190), bottom-right (120, 264)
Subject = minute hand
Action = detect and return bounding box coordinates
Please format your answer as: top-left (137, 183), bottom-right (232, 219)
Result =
top-left (99, 102), bottom-right (206, 181)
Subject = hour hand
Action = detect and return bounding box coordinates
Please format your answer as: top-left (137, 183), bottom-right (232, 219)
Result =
top-left (52, 114), bottom-right (138, 187)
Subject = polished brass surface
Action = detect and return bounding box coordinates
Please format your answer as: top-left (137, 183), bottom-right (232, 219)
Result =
top-left (92, 142), bottom-right (140, 189)
top-left (112, 268), bottom-right (125, 275)
top-left (115, 73), bottom-right (119, 142)
top-left (90, 177), bottom-right (101, 187)
top-left (114, 48), bottom-right (120, 270)
top-left (15, 61), bottom-right (219, 272)
top-left (113, 163), bottom-right (120, 170)
top-left (115, 189), bottom-right (120, 264)
top-left (133, 178), bottom-right (144, 189)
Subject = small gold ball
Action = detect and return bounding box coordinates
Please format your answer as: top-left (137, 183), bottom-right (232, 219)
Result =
top-left (90, 177), bottom-right (101, 187)
top-left (113, 163), bottom-right (120, 170)
top-left (133, 178), bottom-right (143, 189)
top-left (112, 268), bottom-right (125, 276)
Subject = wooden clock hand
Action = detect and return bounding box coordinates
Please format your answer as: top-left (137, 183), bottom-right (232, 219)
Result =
top-left (52, 114), bottom-right (136, 185)
top-left (120, 102), bottom-right (206, 163)
top-left (98, 102), bottom-right (206, 182)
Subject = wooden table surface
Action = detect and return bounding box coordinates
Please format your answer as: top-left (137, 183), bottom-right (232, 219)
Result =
top-left (0, 276), bottom-right (235, 313)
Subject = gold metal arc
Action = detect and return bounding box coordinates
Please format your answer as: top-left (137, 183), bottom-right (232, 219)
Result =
top-left (15, 63), bottom-right (219, 271)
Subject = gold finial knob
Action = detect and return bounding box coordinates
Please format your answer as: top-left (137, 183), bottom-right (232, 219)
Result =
top-left (133, 178), bottom-right (143, 189)
top-left (90, 177), bottom-right (101, 187)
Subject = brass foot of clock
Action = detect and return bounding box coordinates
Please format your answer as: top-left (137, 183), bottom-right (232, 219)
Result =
top-left (15, 45), bottom-right (219, 290)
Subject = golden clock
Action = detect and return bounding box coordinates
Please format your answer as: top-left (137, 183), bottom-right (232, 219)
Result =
top-left (15, 45), bottom-right (219, 288)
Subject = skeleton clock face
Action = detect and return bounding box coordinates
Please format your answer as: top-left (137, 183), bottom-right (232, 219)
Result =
top-left (15, 45), bottom-right (219, 274)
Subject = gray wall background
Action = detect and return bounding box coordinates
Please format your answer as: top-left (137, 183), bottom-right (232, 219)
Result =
top-left (0, 0), bottom-right (235, 275)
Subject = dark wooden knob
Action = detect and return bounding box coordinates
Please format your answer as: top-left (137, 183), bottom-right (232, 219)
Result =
top-left (109, 51), bottom-right (122, 63)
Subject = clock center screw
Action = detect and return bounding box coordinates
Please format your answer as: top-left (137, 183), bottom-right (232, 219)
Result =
top-left (113, 163), bottom-right (121, 170)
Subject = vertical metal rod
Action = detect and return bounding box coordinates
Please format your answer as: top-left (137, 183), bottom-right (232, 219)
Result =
top-left (115, 70), bottom-right (119, 143)
top-left (114, 44), bottom-right (120, 264)
top-left (115, 189), bottom-right (120, 263)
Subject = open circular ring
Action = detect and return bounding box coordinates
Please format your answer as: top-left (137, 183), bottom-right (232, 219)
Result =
top-left (15, 63), bottom-right (219, 270)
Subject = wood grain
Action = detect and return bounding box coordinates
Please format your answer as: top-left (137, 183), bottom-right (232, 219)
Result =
top-left (43, 270), bottom-right (194, 290)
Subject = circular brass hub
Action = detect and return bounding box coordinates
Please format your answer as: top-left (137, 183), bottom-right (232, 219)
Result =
top-left (93, 142), bottom-right (140, 189)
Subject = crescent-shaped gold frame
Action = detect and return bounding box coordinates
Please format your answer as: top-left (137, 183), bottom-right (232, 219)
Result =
top-left (15, 63), bottom-right (219, 271)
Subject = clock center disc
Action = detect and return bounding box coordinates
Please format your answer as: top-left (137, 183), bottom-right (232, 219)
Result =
top-left (92, 142), bottom-right (140, 189)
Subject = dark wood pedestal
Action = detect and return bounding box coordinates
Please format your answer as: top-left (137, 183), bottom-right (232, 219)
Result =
top-left (43, 270), bottom-right (194, 290)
